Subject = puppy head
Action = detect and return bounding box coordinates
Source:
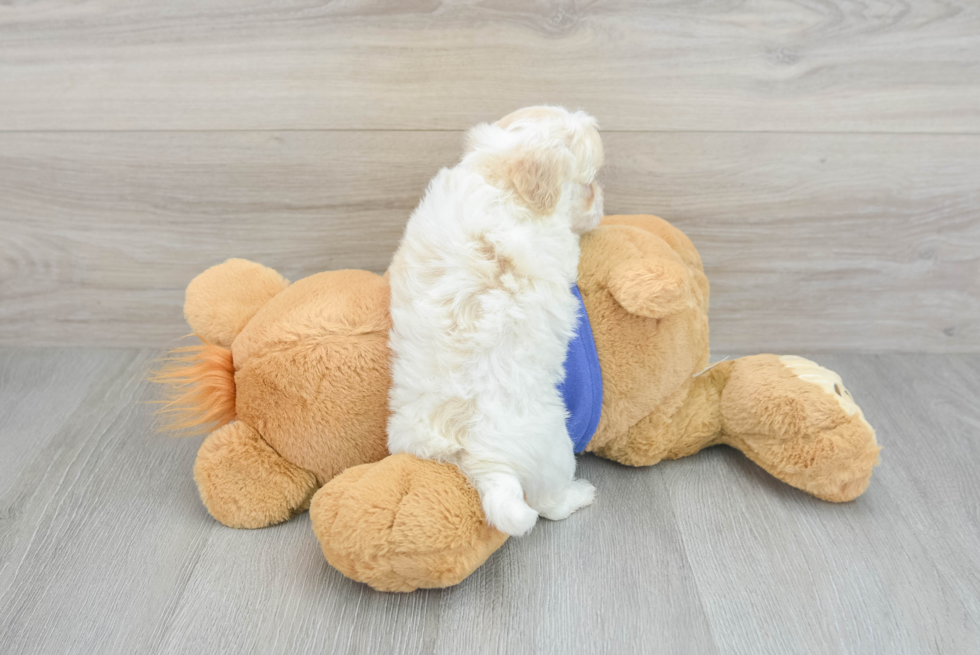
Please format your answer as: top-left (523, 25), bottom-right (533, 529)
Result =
top-left (465, 106), bottom-right (604, 233)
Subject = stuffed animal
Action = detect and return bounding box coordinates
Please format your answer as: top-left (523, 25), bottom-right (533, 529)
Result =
top-left (155, 214), bottom-right (880, 592)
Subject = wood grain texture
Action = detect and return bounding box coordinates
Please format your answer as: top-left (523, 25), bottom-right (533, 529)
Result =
top-left (1, 349), bottom-right (978, 654)
top-left (0, 0), bottom-right (978, 132)
top-left (1, 131), bottom-right (977, 351)
top-left (661, 353), bottom-right (980, 654)
top-left (608, 133), bottom-right (980, 353)
top-left (0, 348), bottom-right (132, 499)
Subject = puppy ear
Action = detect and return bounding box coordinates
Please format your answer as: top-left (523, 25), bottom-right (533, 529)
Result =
top-left (498, 146), bottom-right (565, 215)
top-left (468, 124), bottom-right (565, 216)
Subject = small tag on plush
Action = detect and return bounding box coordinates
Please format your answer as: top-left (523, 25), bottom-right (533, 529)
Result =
top-left (692, 357), bottom-right (730, 378)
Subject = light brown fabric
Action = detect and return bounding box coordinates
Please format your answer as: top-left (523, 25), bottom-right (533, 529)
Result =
top-left (578, 217), bottom-right (711, 453)
top-left (155, 265), bottom-right (393, 528)
top-left (606, 258), bottom-right (696, 319)
top-left (194, 421), bottom-right (317, 529)
top-left (720, 355), bottom-right (880, 502)
top-left (309, 453), bottom-right (509, 592)
top-left (161, 214), bottom-right (879, 592)
top-left (184, 258), bottom-right (289, 348)
top-left (231, 269), bottom-right (392, 486)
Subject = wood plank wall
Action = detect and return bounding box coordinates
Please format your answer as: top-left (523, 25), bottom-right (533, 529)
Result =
top-left (1, 0), bottom-right (978, 351)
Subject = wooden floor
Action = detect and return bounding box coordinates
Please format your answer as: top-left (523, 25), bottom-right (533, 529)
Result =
top-left (1, 348), bottom-right (977, 654)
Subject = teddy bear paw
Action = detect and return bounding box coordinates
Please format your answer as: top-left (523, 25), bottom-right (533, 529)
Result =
top-left (778, 355), bottom-right (872, 431)
top-left (309, 453), bottom-right (509, 592)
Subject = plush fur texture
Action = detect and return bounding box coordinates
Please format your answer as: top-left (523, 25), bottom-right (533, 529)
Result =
top-left (184, 258), bottom-right (289, 348)
top-left (155, 214), bottom-right (880, 592)
top-left (386, 107), bottom-right (605, 536)
top-left (311, 453), bottom-right (509, 592)
top-left (154, 265), bottom-right (393, 526)
top-left (230, 269), bottom-right (392, 485)
top-left (151, 338), bottom-right (236, 434)
top-left (195, 421), bottom-right (318, 528)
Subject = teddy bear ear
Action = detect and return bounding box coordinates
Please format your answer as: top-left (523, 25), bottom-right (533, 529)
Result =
top-left (607, 258), bottom-right (696, 319)
top-left (184, 258), bottom-right (289, 347)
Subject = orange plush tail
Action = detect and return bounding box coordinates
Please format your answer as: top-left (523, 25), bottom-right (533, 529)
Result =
top-left (150, 337), bottom-right (236, 435)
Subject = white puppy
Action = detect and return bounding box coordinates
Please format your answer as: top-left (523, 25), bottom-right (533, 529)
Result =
top-left (387, 106), bottom-right (605, 536)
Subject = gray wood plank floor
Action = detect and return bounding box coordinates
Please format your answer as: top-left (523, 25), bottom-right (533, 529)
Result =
top-left (1, 349), bottom-right (978, 654)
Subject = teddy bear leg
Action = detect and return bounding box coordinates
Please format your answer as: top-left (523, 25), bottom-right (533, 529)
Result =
top-left (194, 421), bottom-right (318, 528)
top-left (720, 355), bottom-right (880, 502)
top-left (309, 453), bottom-right (509, 592)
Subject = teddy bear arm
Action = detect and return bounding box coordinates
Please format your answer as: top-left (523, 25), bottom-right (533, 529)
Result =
top-left (605, 258), bottom-right (695, 319)
top-left (184, 258), bottom-right (289, 347)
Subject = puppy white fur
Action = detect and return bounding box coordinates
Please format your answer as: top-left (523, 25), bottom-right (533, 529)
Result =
top-left (387, 106), bottom-right (605, 536)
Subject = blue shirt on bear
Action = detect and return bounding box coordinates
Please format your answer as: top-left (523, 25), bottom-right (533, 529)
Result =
top-left (558, 286), bottom-right (603, 454)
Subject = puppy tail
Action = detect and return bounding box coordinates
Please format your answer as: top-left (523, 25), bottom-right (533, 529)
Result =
top-left (149, 337), bottom-right (236, 436)
top-left (478, 473), bottom-right (539, 536)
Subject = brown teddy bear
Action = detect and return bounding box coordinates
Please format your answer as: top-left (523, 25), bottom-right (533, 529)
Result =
top-left (155, 214), bottom-right (880, 592)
